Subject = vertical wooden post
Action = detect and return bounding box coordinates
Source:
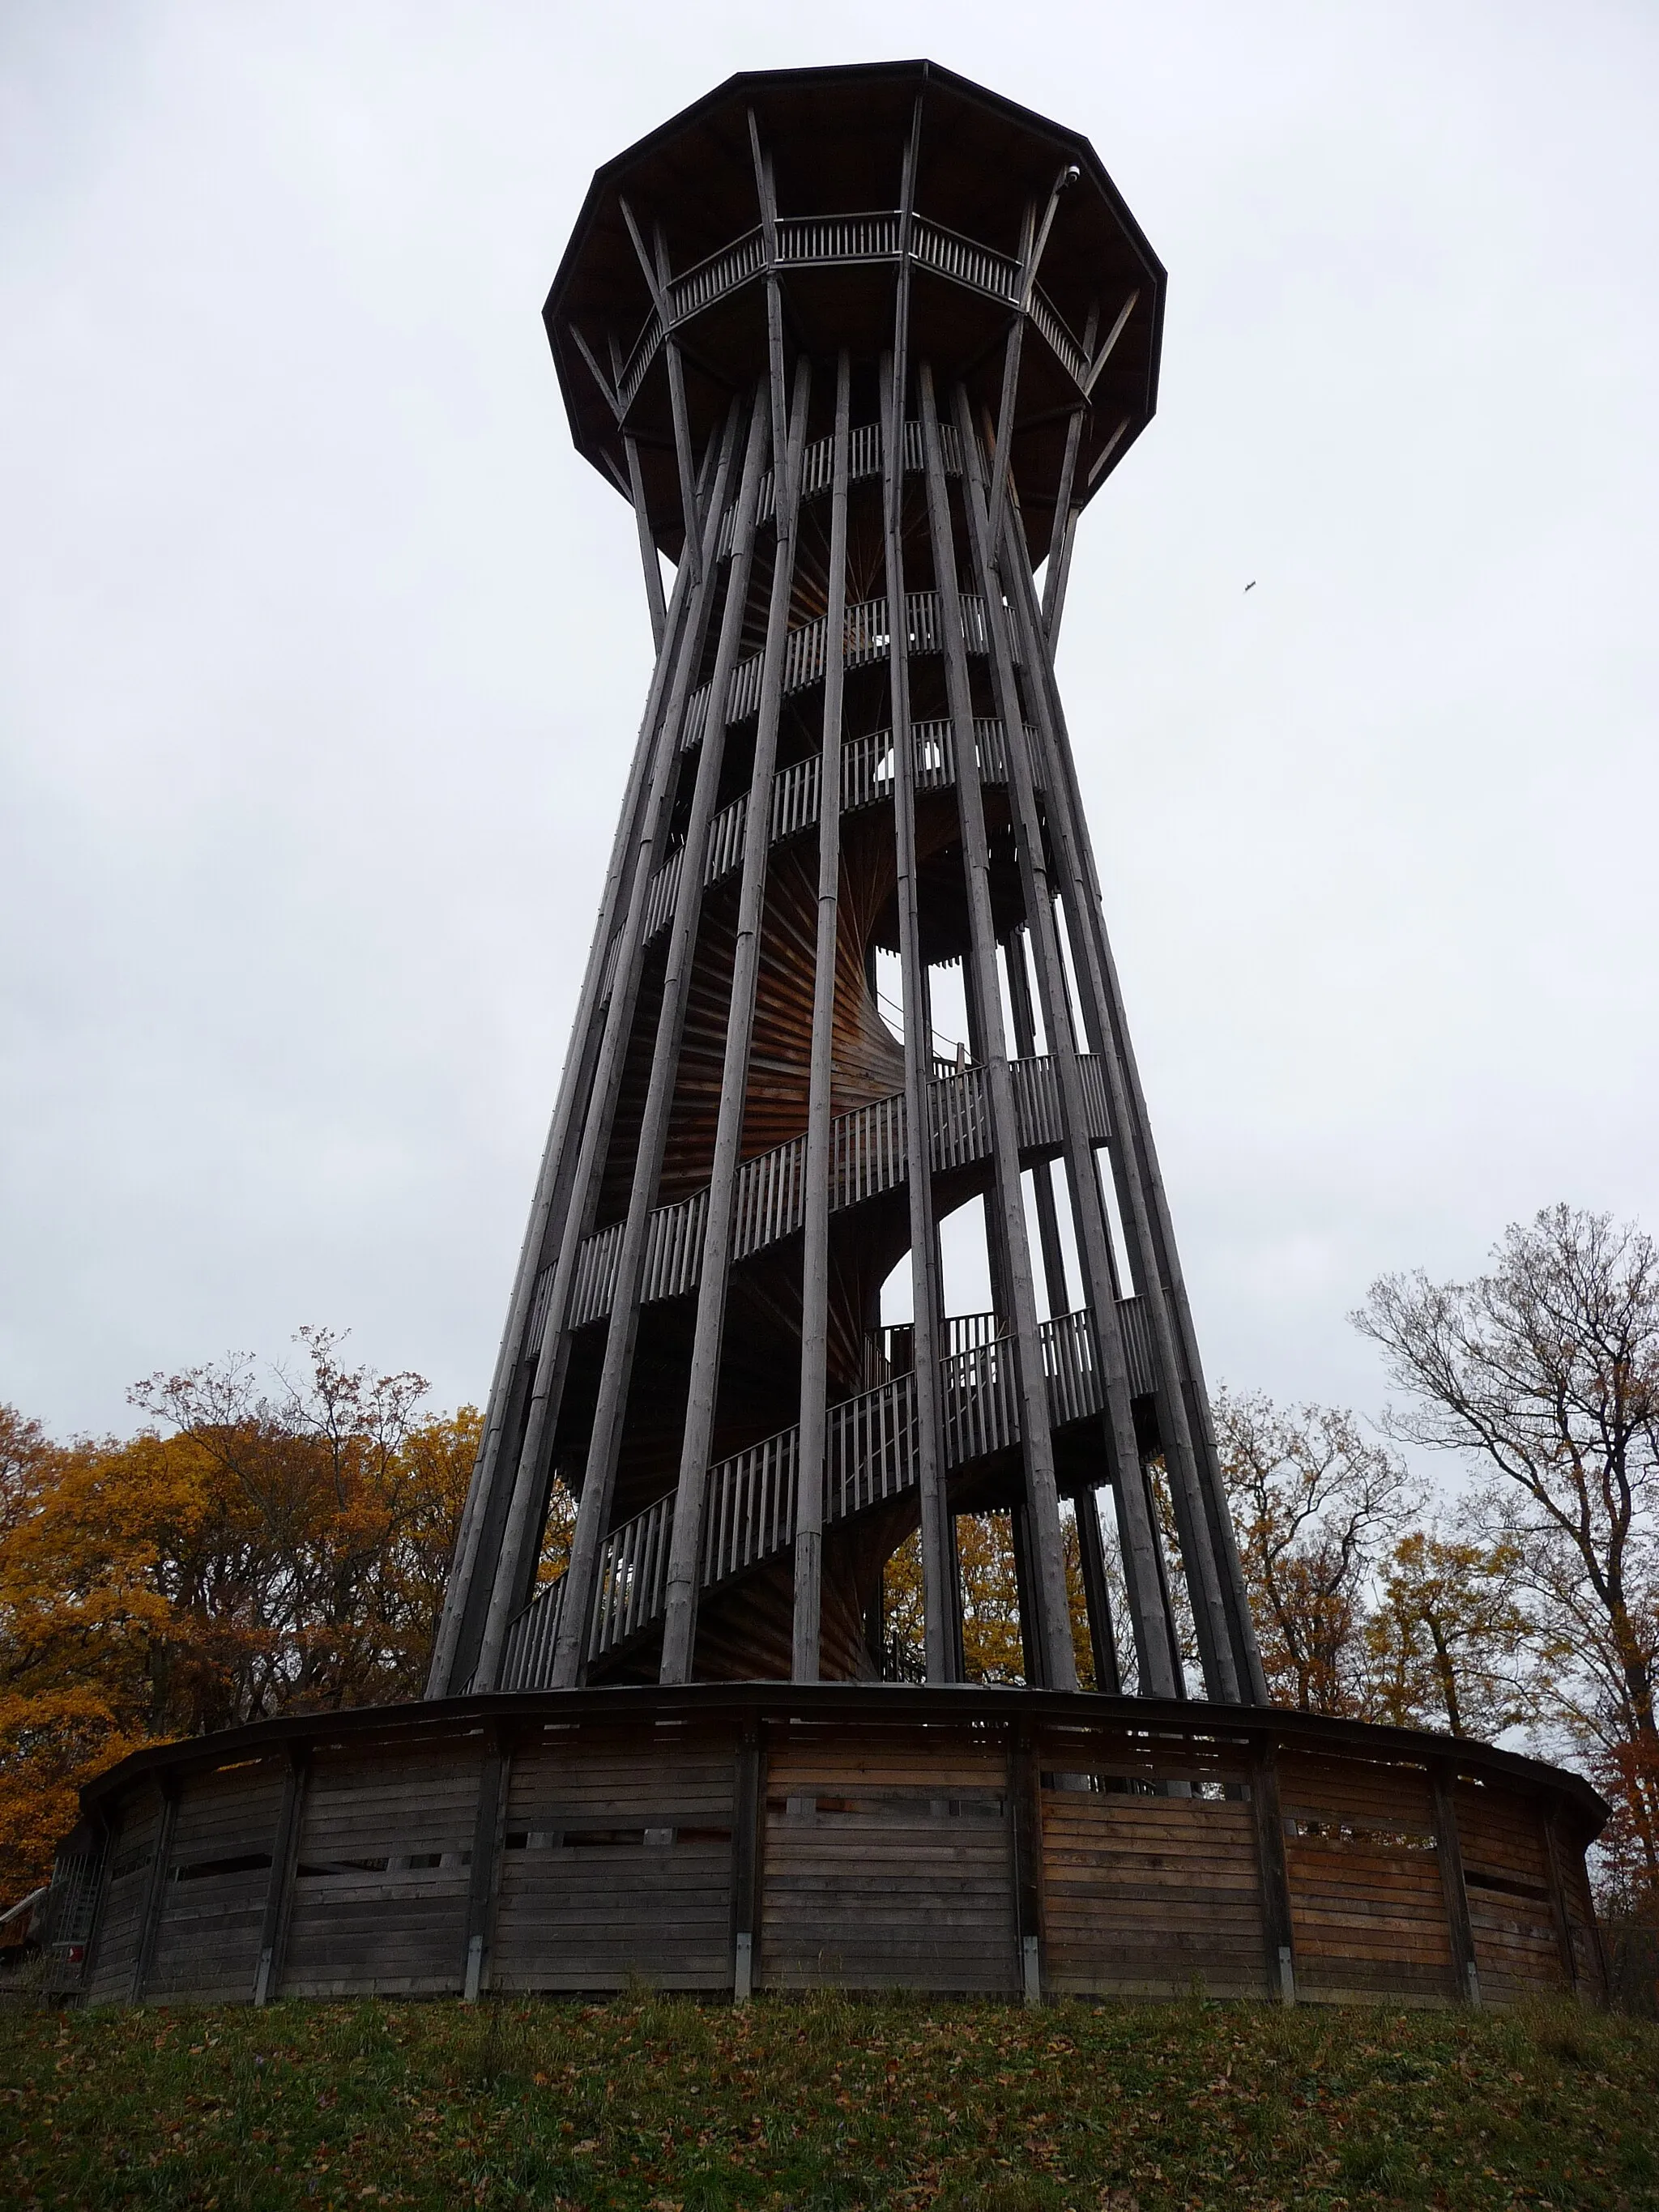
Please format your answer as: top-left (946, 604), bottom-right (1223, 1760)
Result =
top-left (254, 1744), bottom-right (309, 2007)
top-left (1003, 931), bottom-right (1069, 1313)
top-left (918, 365), bottom-right (1075, 1690)
top-left (463, 1726), bottom-right (513, 2002)
top-left (75, 1803), bottom-right (122, 2002)
top-left (544, 394), bottom-right (773, 1690)
top-left (793, 351), bottom-right (852, 1683)
top-left (731, 1716), bottom-right (766, 2000)
top-left (1430, 1763), bottom-right (1482, 2005)
top-left (949, 381), bottom-right (1175, 1699)
top-left (434, 412), bottom-right (739, 1698)
top-left (882, 113), bottom-right (952, 1682)
top-left (1249, 1736), bottom-right (1297, 2002)
top-left (1539, 1795), bottom-right (1581, 1997)
top-left (660, 361), bottom-right (813, 1684)
top-left (129, 1773), bottom-right (180, 2005)
top-left (1073, 1490), bottom-right (1122, 1694)
top-left (992, 503), bottom-right (1252, 1704)
top-left (1009, 1720), bottom-right (1045, 2005)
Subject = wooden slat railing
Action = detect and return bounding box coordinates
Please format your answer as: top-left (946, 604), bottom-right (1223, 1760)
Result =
top-left (565, 1054), bottom-right (1102, 1330)
top-left (680, 589), bottom-right (1014, 752)
top-left (501, 1297), bottom-right (1157, 1686)
top-left (610, 209), bottom-right (1090, 425)
top-left (638, 717), bottom-right (1035, 959)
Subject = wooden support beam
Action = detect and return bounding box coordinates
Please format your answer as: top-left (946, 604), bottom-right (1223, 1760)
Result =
top-left (990, 497), bottom-right (1250, 1705)
top-left (1004, 930), bottom-right (1069, 1312)
top-left (792, 351), bottom-right (852, 1684)
top-left (428, 420), bottom-right (735, 1698)
top-left (1540, 1795), bottom-right (1581, 1996)
top-left (129, 1775), bottom-right (179, 2005)
top-left (254, 1745), bottom-right (309, 2006)
top-left (1009, 1721), bottom-right (1045, 2005)
top-left (918, 360), bottom-right (1074, 1692)
top-left (659, 359), bottom-right (812, 1684)
top-left (1039, 303), bottom-right (1096, 646)
top-left (1073, 1488), bottom-right (1121, 1694)
top-left (619, 196), bottom-right (703, 582)
top-left (1249, 1736), bottom-right (1297, 2002)
top-left (731, 1718), bottom-right (765, 2000)
top-left (463, 1726), bottom-right (513, 2001)
top-left (1431, 1762), bottom-right (1482, 2005)
top-left (949, 380), bottom-right (1176, 1699)
top-left (545, 394), bottom-right (774, 1690)
top-left (461, 407), bottom-right (748, 1696)
top-left (747, 112), bottom-right (789, 476)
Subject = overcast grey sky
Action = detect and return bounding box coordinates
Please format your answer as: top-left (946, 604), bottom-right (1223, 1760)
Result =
top-left (4, 1), bottom-right (1656, 1443)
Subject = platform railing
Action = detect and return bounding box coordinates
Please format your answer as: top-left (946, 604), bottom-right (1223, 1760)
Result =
top-left (606, 206), bottom-right (1090, 416)
top-left (501, 1300), bottom-right (1154, 1687)
top-left (559, 1052), bottom-right (1106, 1334)
top-left (680, 589), bottom-right (1015, 753)
top-left (631, 717), bottom-right (1037, 969)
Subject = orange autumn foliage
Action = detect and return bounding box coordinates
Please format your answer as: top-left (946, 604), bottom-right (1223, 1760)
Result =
top-left (0, 1336), bottom-right (479, 1904)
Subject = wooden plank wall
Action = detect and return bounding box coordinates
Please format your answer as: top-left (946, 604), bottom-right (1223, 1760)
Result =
top-left (1035, 1725), bottom-right (1266, 2000)
top-left (73, 1702), bottom-right (1606, 2010)
top-left (493, 1720), bottom-right (736, 1993)
top-left (280, 1733), bottom-right (482, 1999)
top-left (1279, 1751), bottom-right (1452, 2005)
top-left (759, 1720), bottom-right (1017, 1993)
top-left (146, 1755), bottom-right (285, 2005)
top-left (1453, 1777), bottom-right (1568, 2006)
top-left (83, 1792), bottom-right (161, 2005)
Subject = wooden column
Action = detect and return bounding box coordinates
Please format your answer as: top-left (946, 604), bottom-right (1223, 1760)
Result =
top-left (660, 360), bottom-right (812, 1682)
top-left (463, 1726), bottom-right (513, 2001)
top-left (1003, 931), bottom-right (1069, 1313)
top-left (731, 1717), bottom-right (766, 2000)
top-left (1009, 1720), bottom-right (1045, 2005)
top-left (917, 364), bottom-right (1074, 1691)
top-left (792, 352), bottom-right (852, 1682)
top-left (1430, 1762), bottom-right (1482, 2005)
top-left (992, 493), bottom-right (1249, 1704)
top-left (1540, 1796), bottom-right (1581, 1996)
top-left (1073, 1490), bottom-right (1121, 1694)
top-left (75, 1805), bottom-right (122, 2001)
top-left (949, 381), bottom-right (1175, 1698)
top-left (1249, 1736), bottom-right (1297, 2002)
top-left (437, 412), bottom-right (740, 1698)
top-left (544, 394), bottom-right (774, 1690)
top-left (129, 1774), bottom-right (180, 2005)
top-left (882, 110), bottom-right (953, 1683)
top-left (254, 1745), bottom-right (309, 2007)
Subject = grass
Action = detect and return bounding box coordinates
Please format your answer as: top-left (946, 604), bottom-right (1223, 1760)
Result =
top-left (2, 1989), bottom-right (1657, 2211)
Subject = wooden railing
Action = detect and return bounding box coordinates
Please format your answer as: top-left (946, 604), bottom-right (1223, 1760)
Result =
top-left (501, 1298), bottom-right (1154, 1687)
top-left (561, 1051), bottom-right (1107, 1332)
top-left (722, 417), bottom-right (965, 550)
top-left (603, 210), bottom-right (1090, 416)
top-left (684, 588), bottom-right (1011, 749)
top-left (629, 716), bottom-right (1033, 972)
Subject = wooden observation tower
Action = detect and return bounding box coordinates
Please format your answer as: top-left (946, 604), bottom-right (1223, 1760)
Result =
top-left (429, 60), bottom-right (1267, 1710)
top-left (49, 64), bottom-right (1609, 2012)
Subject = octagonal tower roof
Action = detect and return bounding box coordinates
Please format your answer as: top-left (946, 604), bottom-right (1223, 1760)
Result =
top-left (544, 59), bottom-right (1166, 565)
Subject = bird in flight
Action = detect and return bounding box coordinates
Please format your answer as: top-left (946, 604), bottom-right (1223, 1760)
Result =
top-left (1244, 580), bottom-right (1256, 592)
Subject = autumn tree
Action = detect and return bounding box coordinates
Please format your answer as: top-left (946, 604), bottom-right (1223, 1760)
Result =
top-left (1215, 1389), bottom-right (1419, 1715)
top-left (0, 1335), bottom-right (480, 1903)
top-left (1363, 1528), bottom-right (1529, 1739)
top-left (1357, 1204), bottom-right (1659, 1886)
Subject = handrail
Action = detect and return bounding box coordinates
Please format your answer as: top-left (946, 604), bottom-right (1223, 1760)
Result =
top-left (684, 589), bottom-right (1014, 751)
top-left (501, 1298), bottom-right (1155, 1686)
top-left (563, 1051), bottom-right (1109, 1331)
top-left (601, 217), bottom-right (1091, 420)
top-left (624, 716), bottom-right (1036, 970)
